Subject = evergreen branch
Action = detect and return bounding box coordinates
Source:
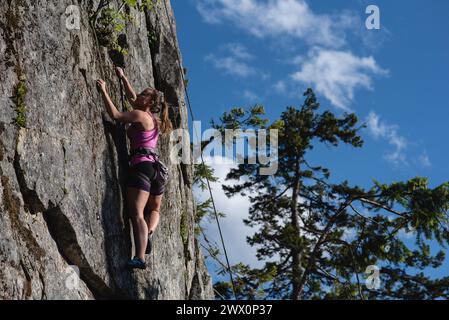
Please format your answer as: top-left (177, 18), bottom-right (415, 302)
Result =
top-left (332, 238), bottom-right (365, 300)
top-left (296, 199), bottom-right (355, 297)
top-left (359, 198), bottom-right (408, 217)
top-left (199, 225), bottom-right (230, 272)
top-left (200, 242), bottom-right (229, 272)
top-left (349, 203), bottom-right (382, 225)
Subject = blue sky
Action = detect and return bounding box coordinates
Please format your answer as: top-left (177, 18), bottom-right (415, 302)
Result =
top-left (170, 0), bottom-right (449, 289)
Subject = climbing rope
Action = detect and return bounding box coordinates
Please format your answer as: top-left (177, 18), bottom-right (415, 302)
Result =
top-left (161, 0), bottom-right (238, 300)
top-left (117, 75), bottom-right (126, 111)
top-left (88, 17), bottom-right (106, 81)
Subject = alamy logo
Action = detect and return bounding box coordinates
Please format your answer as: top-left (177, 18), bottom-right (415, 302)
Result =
top-left (365, 265), bottom-right (381, 290)
top-left (366, 5), bottom-right (381, 30)
top-left (65, 5), bottom-right (80, 31)
top-left (64, 265), bottom-right (80, 291)
top-left (169, 122), bottom-right (279, 176)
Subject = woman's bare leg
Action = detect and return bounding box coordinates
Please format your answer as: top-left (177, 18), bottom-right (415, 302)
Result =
top-left (127, 187), bottom-right (150, 261)
top-left (144, 194), bottom-right (163, 234)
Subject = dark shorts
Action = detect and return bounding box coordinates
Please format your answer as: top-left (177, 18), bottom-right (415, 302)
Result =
top-left (126, 161), bottom-right (165, 196)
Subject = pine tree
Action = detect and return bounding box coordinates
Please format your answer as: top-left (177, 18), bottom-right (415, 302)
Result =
top-left (211, 89), bottom-right (449, 300)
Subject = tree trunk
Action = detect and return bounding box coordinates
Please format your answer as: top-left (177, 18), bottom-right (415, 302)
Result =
top-left (290, 170), bottom-right (302, 300)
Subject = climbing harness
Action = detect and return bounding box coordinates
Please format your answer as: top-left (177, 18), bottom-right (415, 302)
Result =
top-left (161, 0), bottom-right (237, 299)
top-left (115, 65), bottom-right (170, 186)
top-left (129, 146), bottom-right (170, 186)
top-left (92, 0), bottom-right (237, 298)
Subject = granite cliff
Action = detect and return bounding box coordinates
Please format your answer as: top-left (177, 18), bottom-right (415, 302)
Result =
top-left (0, 0), bottom-right (213, 299)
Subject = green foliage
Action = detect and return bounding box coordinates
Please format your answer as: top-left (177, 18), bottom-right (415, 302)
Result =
top-left (95, 7), bottom-right (128, 54)
top-left (182, 67), bottom-right (189, 88)
top-left (195, 198), bottom-right (225, 225)
top-left (195, 198), bottom-right (213, 224)
top-left (193, 162), bottom-right (225, 230)
top-left (212, 104), bottom-right (269, 132)
top-left (147, 29), bottom-right (158, 47)
top-left (192, 160), bottom-right (231, 291)
top-left (194, 163), bottom-right (219, 191)
top-left (122, 0), bottom-right (138, 7)
top-left (180, 210), bottom-right (189, 245)
top-left (93, 0), bottom-right (160, 55)
top-left (215, 263), bottom-right (278, 299)
top-left (124, 0), bottom-right (160, 12)
top-left (140, 0), bottom-right (160, 12)
top-left (14, 76), bottom-right (27, 128)
top-left (193, 162), bottom-right (224, 231)
top-left (211, 88), bottom-right (449, 300)
top-left (368, 178), bottom-right (449, 243)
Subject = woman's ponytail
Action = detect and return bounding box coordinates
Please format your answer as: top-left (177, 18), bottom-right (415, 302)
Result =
top-left (160, 100), bottom-right (173, 135)
top-left (148, 89), bottom-right (173, 135)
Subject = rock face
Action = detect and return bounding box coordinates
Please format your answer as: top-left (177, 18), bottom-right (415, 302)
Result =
top-left (0, 0), bottom-right (213, 299)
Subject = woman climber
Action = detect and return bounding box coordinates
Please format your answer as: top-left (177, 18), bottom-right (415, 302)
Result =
top-left (97, 66), bottom-right (173, 270)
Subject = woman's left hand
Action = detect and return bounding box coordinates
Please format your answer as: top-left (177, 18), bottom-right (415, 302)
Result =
top-left (96, 79), bottom-right (106, 92)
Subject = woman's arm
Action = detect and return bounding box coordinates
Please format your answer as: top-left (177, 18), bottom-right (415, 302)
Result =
top-left (116, 67), bottom-right (137, 106)
top-left (97, 79), bottom-right (145, 124)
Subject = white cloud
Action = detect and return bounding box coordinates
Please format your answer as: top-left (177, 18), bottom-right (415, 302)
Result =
top-left (418, 152), bottom-right (432, 168)
top-left (366, 112), bottom-right (432, 168)
top-left (198, 2), bottom-right (388, 111)
top-left (398, 228), bottom-right (416, 240)
top-left (260, 72), bottom-right (271, 81)
top-left (342, 228), bottom-right (356, 242)
top-left (197, 1), bottom-right (388, 111)
top-left (366, 111), bottom-right (408, 165)
top-left (243, 89), bottom-right (260, 102)
top-left (196, 156), bottom-right (262, 267)
top-left (196, 0), bottom-right (356, 48)
top-left (205, 54), bottom-right (256, 77)
top-left (273, 80), bottom-right (286, 94)
top-left (360, 25), bottom-right (392, 51)
top-left (291, 48), bottom-right (388, 110)
top-left (222, 43), bottom-right (254, 60)
top-left (205, 43), bottom-right (258, 77)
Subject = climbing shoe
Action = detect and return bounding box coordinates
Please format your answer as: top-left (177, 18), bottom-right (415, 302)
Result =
top-left (127, 257), bottom-right (146, 270)
top-left (145, 233), bottom-right (153, 255)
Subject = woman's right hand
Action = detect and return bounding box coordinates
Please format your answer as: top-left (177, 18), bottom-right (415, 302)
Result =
top-left (115, 66), bottom-right (125, 79)
top-left (96, 79), bottom-right (106, 92)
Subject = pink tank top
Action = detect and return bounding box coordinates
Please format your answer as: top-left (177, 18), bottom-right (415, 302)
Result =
top-left (127, 112), bottom-right (159, 166)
